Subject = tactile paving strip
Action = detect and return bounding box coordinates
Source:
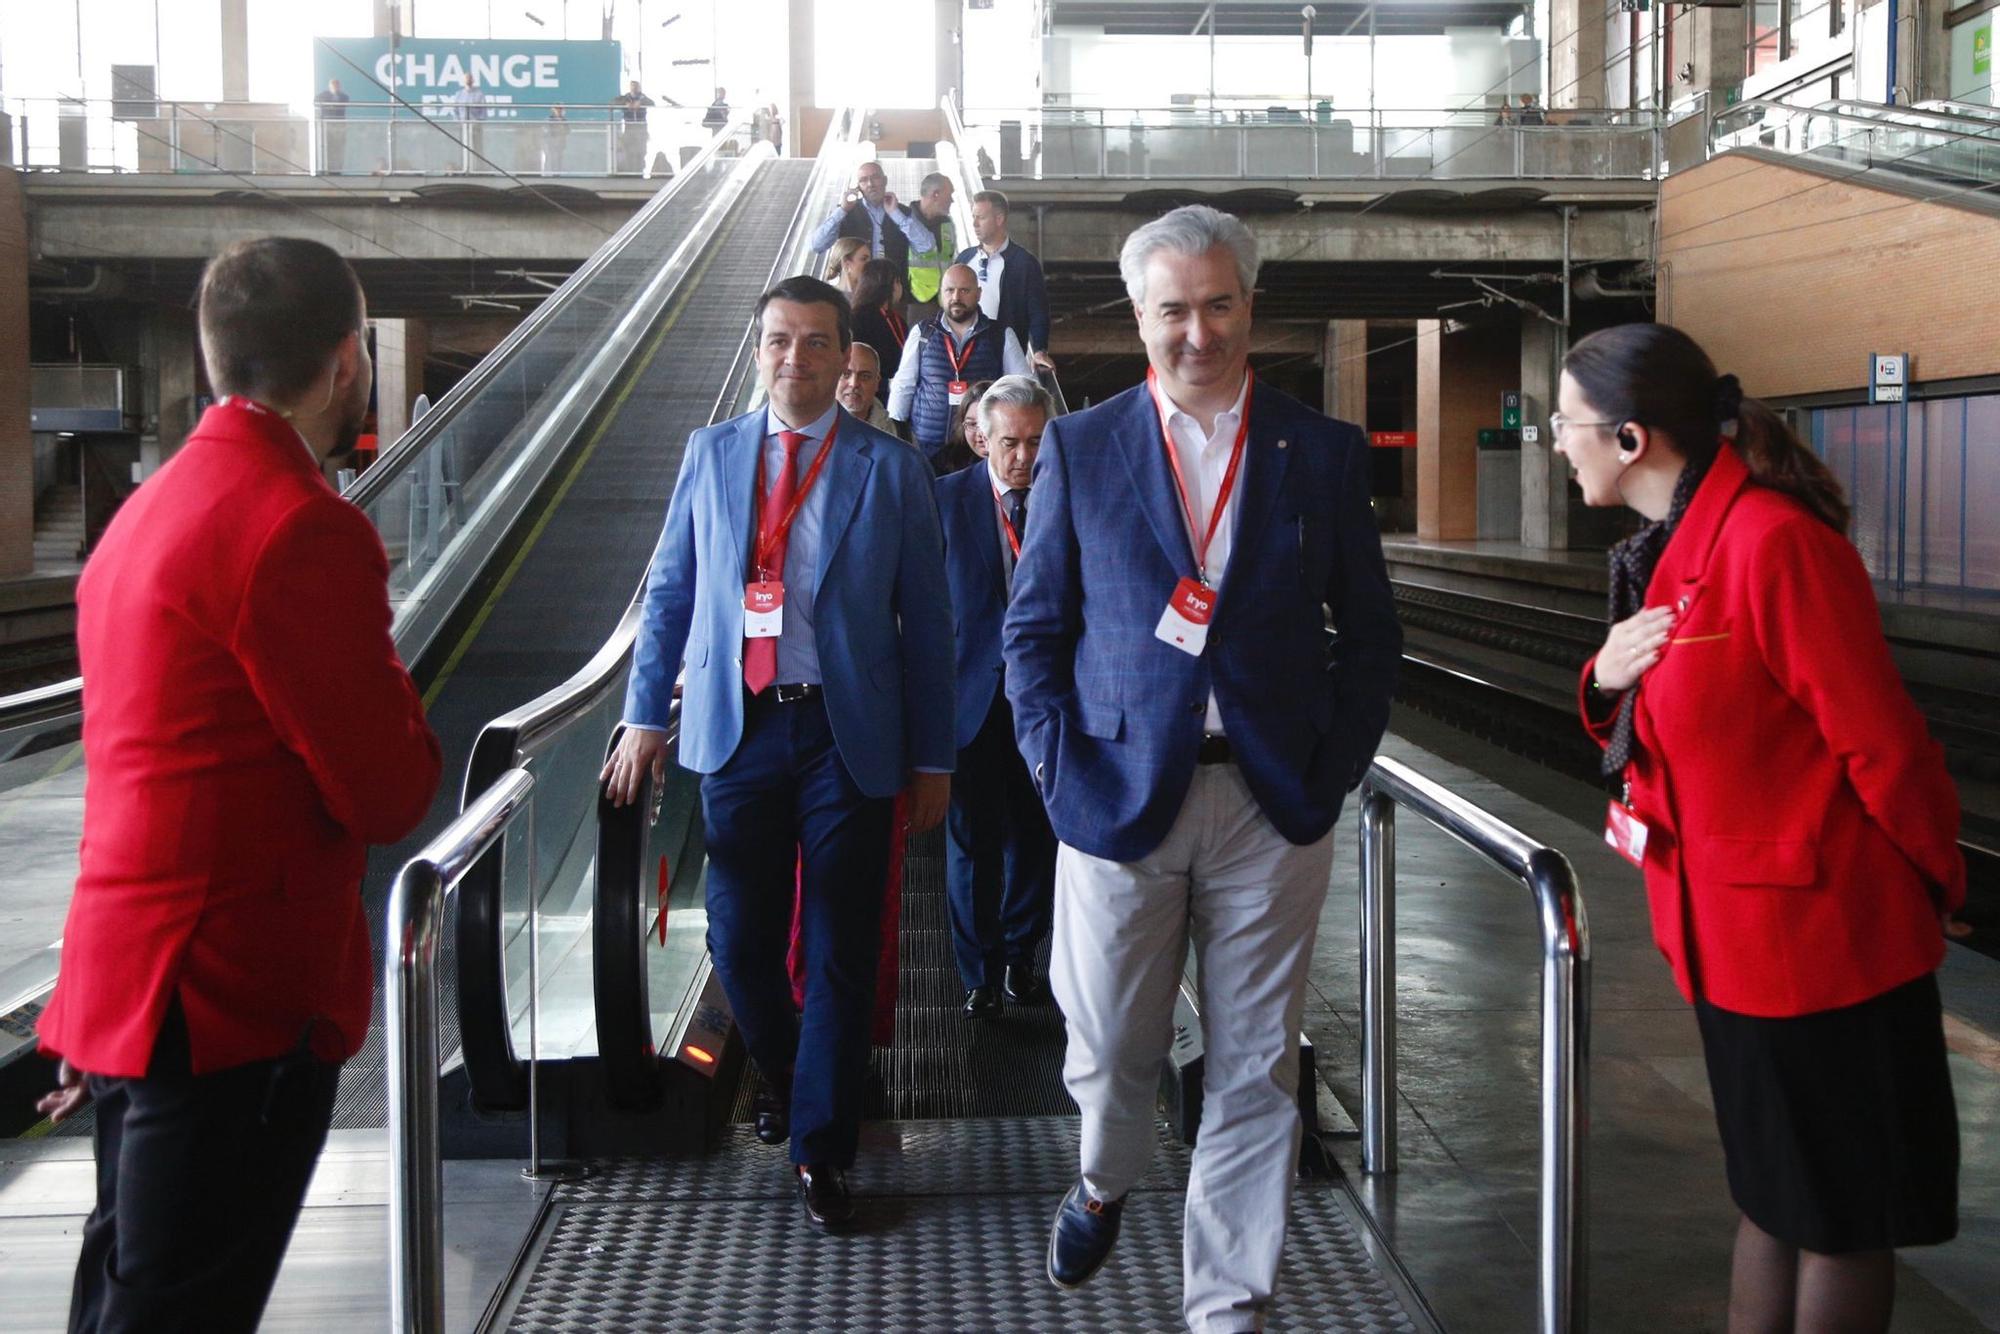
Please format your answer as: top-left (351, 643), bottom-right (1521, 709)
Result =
top-left (498, 1118), bottom-right (1426, 1332)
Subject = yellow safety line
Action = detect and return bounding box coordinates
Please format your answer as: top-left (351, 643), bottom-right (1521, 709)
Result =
top-left (420, 211), bottom-right (745, 708)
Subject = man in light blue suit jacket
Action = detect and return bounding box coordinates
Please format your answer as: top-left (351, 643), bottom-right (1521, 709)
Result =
top-left (1003, 207), bottom-right (1400, 1329)
top-left (603, 276), bottom-right (954, 1233)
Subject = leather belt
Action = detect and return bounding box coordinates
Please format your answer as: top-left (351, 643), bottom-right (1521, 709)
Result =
top-left (1195, 733), bottom-right (1233, 765)
top-left (750, 682), bottom-right (824, 705)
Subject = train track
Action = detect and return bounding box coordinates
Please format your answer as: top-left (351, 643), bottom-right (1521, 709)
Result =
top-left (1390, 581), bottom-right (2000, 958)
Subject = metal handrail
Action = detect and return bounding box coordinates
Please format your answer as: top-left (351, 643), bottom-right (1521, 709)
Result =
top-left (1357, 754), bottom-right (1589, 1334)
top-left (386, 764), bottom-right (535, 1334)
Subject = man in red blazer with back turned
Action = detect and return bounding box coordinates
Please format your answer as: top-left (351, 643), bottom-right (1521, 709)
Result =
top-left (36, 236), bottom-right (442, 1333)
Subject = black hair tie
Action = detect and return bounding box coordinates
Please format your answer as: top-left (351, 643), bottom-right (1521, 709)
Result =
top-left (1712, 372), bottom-right (1743, 426)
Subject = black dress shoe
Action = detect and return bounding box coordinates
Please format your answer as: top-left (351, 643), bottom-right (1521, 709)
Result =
top-left (1047, 1181), bottom-right (1124, 1288)
top-left (962, 984), bottom-right (1003, 1018)
top-left (795, 1163), bottom-right (855, 1232)
top-left (751, 1086), bottom-right (788, 1147)
top-left (1004, 962), bottom-right (1050, 1006)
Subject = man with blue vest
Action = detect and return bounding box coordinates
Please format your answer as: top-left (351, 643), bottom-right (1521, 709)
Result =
top-left (1003, 205), bottom-right (1400, 1328)
top-left (602, 275), bottom-right (955, 1234)
top-left (887, 264), bottom-right (1032, 467)
top-left (935, 376), bottom-right (1060, 1020)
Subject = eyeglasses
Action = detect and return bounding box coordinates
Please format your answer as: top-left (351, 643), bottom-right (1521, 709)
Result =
top-left (1549, 413), bottom-right (1618, 439)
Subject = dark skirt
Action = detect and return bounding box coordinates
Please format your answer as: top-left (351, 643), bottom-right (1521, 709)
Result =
top-left (1695, 972), bottom-right (1959, 1254)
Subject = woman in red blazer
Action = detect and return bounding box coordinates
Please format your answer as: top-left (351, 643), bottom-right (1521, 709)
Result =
top-left (1557, 324), bottom-right (1962, 1332)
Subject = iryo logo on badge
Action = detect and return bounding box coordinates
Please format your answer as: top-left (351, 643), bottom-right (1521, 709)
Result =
top-left (1179, 585), bottom-right (1214, 620)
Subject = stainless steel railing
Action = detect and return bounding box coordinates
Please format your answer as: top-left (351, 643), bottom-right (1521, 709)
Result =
top-left (1357, 754), bottom-right (1590, 1334)
top-left (386, 764), bottom-right (535, 1334)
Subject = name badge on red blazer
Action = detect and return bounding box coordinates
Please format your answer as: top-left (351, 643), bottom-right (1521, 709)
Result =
top-left (1605, 800), bottom-right (1649, 868)
top-left (1154, 577), bottom-right (1215, 656)
top-left (744, 580), bottom-right (784, 638)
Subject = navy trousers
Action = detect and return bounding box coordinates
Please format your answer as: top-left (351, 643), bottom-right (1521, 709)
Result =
top-left (701, 693), bottom-right (892, 1166)
top-left (944, 694), bottom-right (1057, 990)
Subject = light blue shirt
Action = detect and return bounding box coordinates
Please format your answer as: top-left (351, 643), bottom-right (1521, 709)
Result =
top-left (808, 198), bottom-right (936, 257)
top-left (759, 403), bottom-right (840, 686)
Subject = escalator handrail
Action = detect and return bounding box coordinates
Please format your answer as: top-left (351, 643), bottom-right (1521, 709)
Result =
top-left (344, 112), bottom-right (757, 508)
top-left (1817, 98), bottom-right (2000, 139)
top-left (0, 676), bottom-right (83, 735)
top-left (449, 109), bottom-right (867, 1110)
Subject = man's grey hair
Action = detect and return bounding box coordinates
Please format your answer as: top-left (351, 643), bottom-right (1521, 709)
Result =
top-left (1118, 204), bottom-right (1260, 306)
top-left (976, 375), bottom-right (1055, 435)
top-left (918, 171), bottom-right (952, 196)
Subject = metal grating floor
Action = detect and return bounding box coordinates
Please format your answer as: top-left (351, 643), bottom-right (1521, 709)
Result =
top-left (494, 1118), bottom-right (1430, 1332)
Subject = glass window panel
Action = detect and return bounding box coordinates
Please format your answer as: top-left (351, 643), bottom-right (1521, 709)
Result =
top-left (1965, 395), bottom-right (2000, 592)
top-left (1920, 399), bottom-right (1963, 588)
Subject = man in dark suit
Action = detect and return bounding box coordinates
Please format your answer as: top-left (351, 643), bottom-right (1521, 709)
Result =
top-left (935, 375), bottom-right (1059, 1019)
top-left (37, 236), bottom-right (442, 1333)
top-left (955, 189), bottom-right (1055, 372)
top-left (602, 275), bottom-right (954, 1233)
top-left (1003, 205), bottom-right (1400, 1328)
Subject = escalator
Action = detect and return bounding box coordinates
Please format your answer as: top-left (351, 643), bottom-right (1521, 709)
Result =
top-left (0, 110), bottom-right (864, 1134)
top-left (1710, 96), bottom-right (2000, 192)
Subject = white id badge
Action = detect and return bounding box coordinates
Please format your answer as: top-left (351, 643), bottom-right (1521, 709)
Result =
top-left (744, 581), bottom-right (784, 638)
top-left (947, 378), bottom-right (969, 406)
top-left (1153, 577), bottom-right (1215, 656)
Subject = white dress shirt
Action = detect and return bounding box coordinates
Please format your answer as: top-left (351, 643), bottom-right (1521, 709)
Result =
top-left (1156, 371), bottom-right (1250, 734)
top-left (808, 199), bottom-right (936, 258)
top-left (972, 240), bottom-right (1009, 321)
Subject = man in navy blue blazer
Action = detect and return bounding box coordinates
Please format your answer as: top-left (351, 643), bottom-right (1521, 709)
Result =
top-left (603, 275), bottom-right (955, 1233)
top-left (935, 375), bottom-right (1060, 1020)
top-left (1003, 206), bottom-right (1400, 1328)
top-left (955, 190), bottom-right (1055, 372)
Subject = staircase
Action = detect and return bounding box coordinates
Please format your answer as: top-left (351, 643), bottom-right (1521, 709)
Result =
top-left (33, 484), bottom-right (85, 569)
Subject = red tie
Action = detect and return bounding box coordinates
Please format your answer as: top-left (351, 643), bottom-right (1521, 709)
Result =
top-left (744, 431), bottom-right (807, 695)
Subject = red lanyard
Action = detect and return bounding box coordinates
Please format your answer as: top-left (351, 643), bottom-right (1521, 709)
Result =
top-left (991, 479), bottom-right (1023, 559)
top-left (1148, 367), bottom-right (1252, 585)
top-left (752, 417), bottom-right (838, 578)
top-left (884, 306), bottom-right (907, 344)
top-left (941, 327), bottom-right (979, 377)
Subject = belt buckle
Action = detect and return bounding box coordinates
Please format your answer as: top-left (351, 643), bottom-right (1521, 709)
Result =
top-left (774, 683), bottom-right (814, 704)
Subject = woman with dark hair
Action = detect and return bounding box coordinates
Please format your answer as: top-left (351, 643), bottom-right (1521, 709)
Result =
top-left (849, 259), bottom-right (908, 394)
top-left (1557, 322), bottom-right (1963, 1333)
top-left (929, 377), bottom-right (993, 476)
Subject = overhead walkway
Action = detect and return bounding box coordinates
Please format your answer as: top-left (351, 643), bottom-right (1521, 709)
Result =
top-left (1709, 97), bottom-right (2000, 195)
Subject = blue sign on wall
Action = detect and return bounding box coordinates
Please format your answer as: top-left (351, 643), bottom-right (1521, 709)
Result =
top-left (313, 38), bottom-right (624, 117)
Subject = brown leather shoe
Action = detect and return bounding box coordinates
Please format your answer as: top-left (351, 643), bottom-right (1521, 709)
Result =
top-left (795, 1163), bottom-right (855, 1233)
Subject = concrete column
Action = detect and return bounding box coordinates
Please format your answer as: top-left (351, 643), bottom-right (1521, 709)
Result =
top-left (937, 0), bottom-right (961, 109)
top-left (373, 0), bottom-right (400, 38)
top-left (221, 0), bottom-right (250, 103)
top-left (1666, 3), bottom-right (1745, 108)
top-left (788, 0), bottom-right (815, 152)
top-left (372, 317), bottom-right (429, 449)
top-left (0, 169), bottom-right (32, 579)
top-left (1519, 316), bottom-right (1569, 550)
top-left (152, 306), bottom-right (200, 470)
top-left (1417, 319), bottom-right (1516, 541)
top-left (1549, 0), bottom-right (1607, 108)
top-left (1323, 319), bottom-right (1369, 423)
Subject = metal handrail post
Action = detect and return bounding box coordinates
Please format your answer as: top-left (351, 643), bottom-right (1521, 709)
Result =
top-left (386, 859), bottom-right (446, 1334)
top-left (1532, 846), bottom-right (1590, 1334)
top-left (1359, 788), bottom-right (1396, 1173)
top-left (1355, 756), bottom-right (1589, 1334)
top-left (387, 766), bottom-right (535, 1334)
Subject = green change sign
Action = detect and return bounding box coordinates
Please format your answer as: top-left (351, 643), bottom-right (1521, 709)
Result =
top-left (313, 37), bottom-right (624, 117)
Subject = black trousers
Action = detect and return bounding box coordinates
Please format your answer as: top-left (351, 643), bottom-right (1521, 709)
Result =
top-left (68, 1002), bottom-right (340, 1334)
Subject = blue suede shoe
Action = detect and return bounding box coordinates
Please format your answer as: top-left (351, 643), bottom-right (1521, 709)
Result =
top-left (1046, 1181), bottom-right (1124, 1289)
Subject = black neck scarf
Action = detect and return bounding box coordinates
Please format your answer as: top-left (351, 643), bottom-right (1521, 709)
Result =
top-left (1602, 455), bottom-right (1712, 781)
